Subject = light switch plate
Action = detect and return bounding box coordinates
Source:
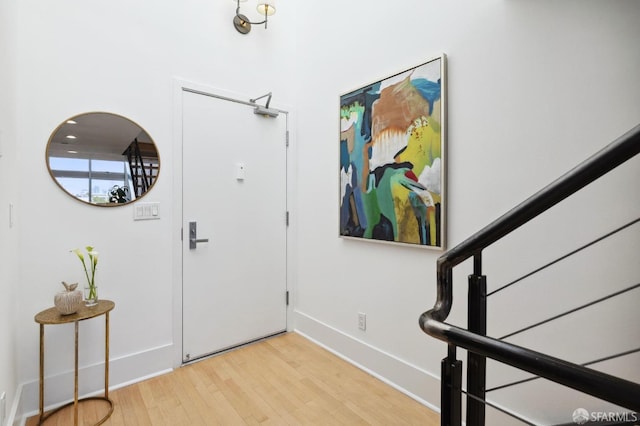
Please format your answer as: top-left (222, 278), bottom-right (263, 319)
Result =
top-left (133, 202), bottom-right (160, 221)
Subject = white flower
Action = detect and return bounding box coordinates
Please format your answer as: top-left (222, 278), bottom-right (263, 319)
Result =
top-left (71, 246), bottom-right (99, 299)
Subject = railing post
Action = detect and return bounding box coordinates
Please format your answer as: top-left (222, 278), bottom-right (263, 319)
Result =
top-left (441, 344), bottom-right (462, 426)
top-left (467, 253), bottom-right (487, 426)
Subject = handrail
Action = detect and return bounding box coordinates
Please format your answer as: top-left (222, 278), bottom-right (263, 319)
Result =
top-left (419, 123), bottom-right (640, 411)
top-left (423, 317), bottom-right (640, 411)
top-left (425, 123), bottom-right (640, 322)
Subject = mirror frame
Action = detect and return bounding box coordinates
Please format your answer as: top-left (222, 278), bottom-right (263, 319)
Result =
top-left (45, 112), bottom-right (160, 207)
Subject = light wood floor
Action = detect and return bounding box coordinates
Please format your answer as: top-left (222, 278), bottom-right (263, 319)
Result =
top-left (27, 332), bottom-right (439, 425)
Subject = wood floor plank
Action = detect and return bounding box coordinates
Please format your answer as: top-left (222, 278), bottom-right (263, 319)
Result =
top-left (26, 332), bottom-right (439, 425)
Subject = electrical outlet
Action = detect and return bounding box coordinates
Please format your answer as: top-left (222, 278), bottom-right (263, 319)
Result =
top-left (358, 312), bottom-right (366, 331)
top-left (0, 391), bottom-right (6, 425)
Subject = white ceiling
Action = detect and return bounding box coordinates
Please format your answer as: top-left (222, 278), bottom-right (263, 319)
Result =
top-left (46, 112), bottom-right (155, 161)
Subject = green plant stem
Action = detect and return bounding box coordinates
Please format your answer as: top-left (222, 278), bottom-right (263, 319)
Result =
top-left (83, 267), bottom-right (91, 291)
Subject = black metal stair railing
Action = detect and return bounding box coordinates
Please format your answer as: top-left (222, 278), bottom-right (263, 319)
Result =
top-left (419, 123), bottom-right (640, 425)
top-left (123, 138), bottom-right (159, 197)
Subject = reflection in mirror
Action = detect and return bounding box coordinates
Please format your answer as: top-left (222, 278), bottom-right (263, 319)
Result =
top-left (46, 112), bottom-right (160, 206)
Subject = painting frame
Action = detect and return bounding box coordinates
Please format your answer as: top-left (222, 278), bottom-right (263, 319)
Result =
top-left (339, 54), bottom-right (447, 250)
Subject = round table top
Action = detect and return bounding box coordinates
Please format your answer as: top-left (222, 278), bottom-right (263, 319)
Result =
top-left (35, 300), bottom-right (115, 325)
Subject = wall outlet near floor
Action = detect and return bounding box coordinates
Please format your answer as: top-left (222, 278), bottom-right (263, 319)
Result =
top-left (0, 391), bottom-right (6, 425)
top-left (358, 312), bottom-right (366, 331)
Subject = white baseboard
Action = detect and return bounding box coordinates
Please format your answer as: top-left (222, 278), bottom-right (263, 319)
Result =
top-left (292, 312), bottom-right (545, 426)
top-left (10, 319), bottom-right (461, 424)
top-left (7, 383), bottom-right (24, 426)
top-left (292, 310), bottom-right (441, 414)
top-left (16, 343), bottom-right (174, 423)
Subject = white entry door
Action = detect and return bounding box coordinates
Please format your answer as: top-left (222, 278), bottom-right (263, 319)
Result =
top-left (182, 89), bottom-right (288, 362)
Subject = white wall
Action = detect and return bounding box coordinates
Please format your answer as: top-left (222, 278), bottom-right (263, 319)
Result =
top-left (4, 0), bottom-right (639, 424)
top-left (292, 0), bottom-right (640, 424)
top-left (0, 0), bottom-right (19, 423)
top-left (8, 0), bottom-right (297, 420)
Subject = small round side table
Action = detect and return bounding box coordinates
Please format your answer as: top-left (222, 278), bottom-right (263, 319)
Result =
top-left (34, 300), bottom-right (115, 426)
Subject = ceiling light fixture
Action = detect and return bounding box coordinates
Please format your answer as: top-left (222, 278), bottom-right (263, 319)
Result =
top-left (233, 0), bottom-right (276, 35)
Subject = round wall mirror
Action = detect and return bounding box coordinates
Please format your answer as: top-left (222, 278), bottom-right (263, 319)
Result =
top-left (46, 112), bottom-right (160, 206)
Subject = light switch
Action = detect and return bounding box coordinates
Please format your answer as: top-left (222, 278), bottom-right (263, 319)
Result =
top-left (133, 202), bottom-right (160, 220)
top-left (236, 163), bottom-right (246, 181)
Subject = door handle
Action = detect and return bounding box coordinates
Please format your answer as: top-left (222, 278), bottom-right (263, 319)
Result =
top-left (189, 221), bottom-right (209, 249)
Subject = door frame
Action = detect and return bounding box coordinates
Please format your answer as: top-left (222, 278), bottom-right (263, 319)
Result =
top-left (171, 78), bottom-right (296, 367)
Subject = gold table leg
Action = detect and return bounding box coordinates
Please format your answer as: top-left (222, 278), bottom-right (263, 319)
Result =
top-left (74, 321), bottom-right (79, 426)
top-left (39, 324), bottom-right (44, 424)
top-left (105, 311), bottom-right (110, 400)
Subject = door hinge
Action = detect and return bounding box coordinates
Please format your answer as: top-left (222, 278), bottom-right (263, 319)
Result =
top-left (286, 291), bottom-right (289, 306)
top-left (286, 211), bottom-right (289, 226)
top-left (286, 130), bottom-right (290, 147)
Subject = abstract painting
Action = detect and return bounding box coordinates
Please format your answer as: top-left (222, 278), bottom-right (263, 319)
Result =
top-left (339, 55), bottom-right (446, 249)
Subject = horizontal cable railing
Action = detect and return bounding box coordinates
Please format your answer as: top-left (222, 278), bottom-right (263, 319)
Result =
top-left (425, 319), bottom-right (640, 409)
top-left (486, 346), bottom-right (640, 393)
top-left (462, 388), bottom-right (536, 425)
top-left (419, 123), bottom-right (640, 425)
top-left (487, 217), bottom-right (640, 298)
top-left (498, 281), bottom-right (640, 341)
